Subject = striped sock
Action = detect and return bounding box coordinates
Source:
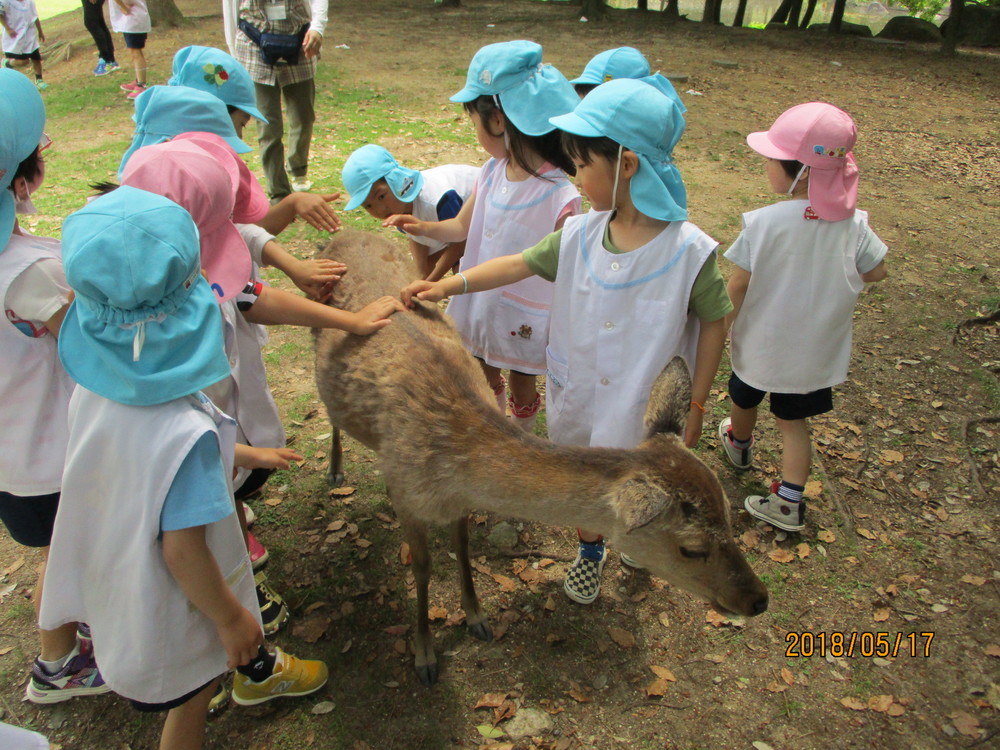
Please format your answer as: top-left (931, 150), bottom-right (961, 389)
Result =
top-left (777, 481), bottom-right (804, 503)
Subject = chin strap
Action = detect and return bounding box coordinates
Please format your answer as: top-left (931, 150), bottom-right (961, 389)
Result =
top-left (787, 164), bottom-right (809, 196)
top-left (610, 143), bottom-right (624, 211)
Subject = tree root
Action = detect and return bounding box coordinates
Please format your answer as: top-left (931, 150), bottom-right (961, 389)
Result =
top-left (961, 416), bottom-right (1000, 501)
top-left (813, 453), bottom-right (857, 538)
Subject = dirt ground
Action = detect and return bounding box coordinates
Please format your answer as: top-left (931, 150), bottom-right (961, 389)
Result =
top-left (0, 1), bottom-right (998, 748)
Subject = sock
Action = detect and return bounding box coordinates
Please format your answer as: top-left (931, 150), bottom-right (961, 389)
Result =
top-left (38, 641), bottom-right (81, 675)
top-left (776, 481), bottom-right (804, 504)
top-left (729, 432), bottom-right (752, 449)
top-left (236, 645), bottom-right (277, 682)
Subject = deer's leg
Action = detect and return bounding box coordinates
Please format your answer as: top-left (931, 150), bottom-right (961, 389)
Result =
top-left (451, 516), bottom-right (492, 642)
top-left (402, 518), bottom-right (438, 686)
top-left (326, 427), bottom-right (345, 487)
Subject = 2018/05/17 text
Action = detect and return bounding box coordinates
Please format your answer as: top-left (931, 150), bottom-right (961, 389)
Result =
top-left (785, 631), bottom-right (935, 658)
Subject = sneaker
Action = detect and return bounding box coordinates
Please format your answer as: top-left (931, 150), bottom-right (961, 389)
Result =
top-left (619, 551), bottom-right (643, 569)
top-left (107, 61), bottom-right (121, 73)
top-left (290, 178), bottom-right (313, 192)
top-left (242, 501), bottom-right (256, 527)
top-left (126, 84), bottom-right (148, 100)
top-left (208, 679), bottom-right (230, 715)
top-left (1, 59), bottom-right (11, 69)
top-left (744, 490), bottom-right (805, 532)
top-left (35, 79), bottom-right (48, 90)
top-left (255, 571), bottom-right (289, 635)
top-left (93, 59), bottom-right (109, 76)
top-left (25, 646), bottom-right (112, 704)
top-left (718, 417), bottom-right (753, 470)
top-left (76, 623), bottom-right (92, 653)
top-left (120, 80), bottom-right (143, 92)
top-left (563, 539), bottom-right (607, 605)
top-left (248, 531), bottom-right (268, 570)
top-left (232, 647), bottom-right (328, 706)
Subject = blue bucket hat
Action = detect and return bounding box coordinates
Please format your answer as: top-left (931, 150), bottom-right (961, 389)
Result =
top-left (550, 78), bottom-right (688, 222)
top-left (0, 69), bottom-right (45, 253)
top-left (58, 187), bottom-right (231, 407)
top-left (570, 47), bottom-right (650, 86)
top-left (168, 45), bottom-right (268, 123)
top-left (342, 145), bottom-right (423, 211)
top-left (118, 85), bottom-right (251, 176)
top-left (450, 40), bottom-right (578, 136)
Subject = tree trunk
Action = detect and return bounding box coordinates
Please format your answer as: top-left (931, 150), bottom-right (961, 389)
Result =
top-left (733, 0), bottom-right (749, 27)
top-left (637, 0), bottom-right (649, 10)
top-left (769, 0), bottom-right (793, 24)
top-left (702, 0), bottom-right (722, 24)
top-left (787, 0), bottom-right (803, 26)
top-left (829, 0), bottom-right (846, 33)
top-left (664, 0), bottom-right (680, 18)
top-left (799, 0), bottom-right (817, 27)
top-left (941, 0), bottom-right (964, 54)
top-left (581, 0), bottom-right (606, 19)
top-left (147, 0), bottom-right (184, 28)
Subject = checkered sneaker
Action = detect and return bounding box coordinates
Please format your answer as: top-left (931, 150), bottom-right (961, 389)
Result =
top-left (563, 540), bottom-right (607, 604)
top-left (718, 417), bottom-right (754, 470)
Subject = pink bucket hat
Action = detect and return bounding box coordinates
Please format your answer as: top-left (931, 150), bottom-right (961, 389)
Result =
top-left (746, 102), bottom-right (858, 221)
top-left (171, 131), bottom-right (270, 224)
top-left (120, 139), bottom-right (252, 303)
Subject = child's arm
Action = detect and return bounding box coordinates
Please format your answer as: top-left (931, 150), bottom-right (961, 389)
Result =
top-left (724, 267), bottom-right (751, 331)
top-left (685, 316), bottom-right (726, 447)
top-left (34, 18), bottom-right (44, 41)
top-left (408, 238), bottom-right (432, 279)
top-left (400, 252), bottom-right (534, 308)
top-left (383, 192), bottom-right (476, 245)
top-left (860, 261), bottom-right (887, 283)
top-left (257, 192), bottom-right (342, 235)
top-left (112, 0), bottom-right (133, 14)
top-left (260, 238), bottom-right (346, 303)
top-left (162, 526), bottom-right (263, 669)
top-left (234, 444), bottom-right (303, 471)
top-left (425, 241), bottom-right (466, 283)
top-left (242, 285), bottom-right (404, 335)
top-left (1, 11), bottom-right (16, 38)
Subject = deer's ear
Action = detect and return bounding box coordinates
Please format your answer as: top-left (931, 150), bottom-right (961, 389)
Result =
top-left (611, 475), bottom-right (674, 532)
top-left (643, 356), bottom-right (692, 438)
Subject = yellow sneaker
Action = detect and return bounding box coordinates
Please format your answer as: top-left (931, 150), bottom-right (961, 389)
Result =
top-left (232, 647), bottom-right (328, 706)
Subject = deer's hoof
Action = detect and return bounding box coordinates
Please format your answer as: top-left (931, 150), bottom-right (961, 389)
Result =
top-left (415, 662), bottom-right (438, 687)
top-left (326, 472), bottom-right (346, 488)
top-left (468, 621), bottom-right (493, 642)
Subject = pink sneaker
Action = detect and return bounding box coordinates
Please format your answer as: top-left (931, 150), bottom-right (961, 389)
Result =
top-left (126, 84), bottom-right (148, 100)
top-left (120, 80), bottom-right (143, 92)
top-left (248, 531), bottom-right (269, 570)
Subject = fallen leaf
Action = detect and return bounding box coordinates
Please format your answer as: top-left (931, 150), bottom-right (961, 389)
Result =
top-left (476, 724), bottom-right (505, 739)
top-left (804, 480), bottom-right (822, 497)
top-left (768, 548), bottom-right (796, 563)
top-left (340, 639), bottom-right (352, 654)
top-left (473, 692), bottom-right (508, 709)
top-left (705, 609), bottom-right (728, 628)
top-left (383, 681), bottom-right (399, 688)
top-left (0, 646), bottom-right (13, 656)
top-left (292, 615), bottom-right (331, 644)
top-left (383, 624), bottom-right (409, 636)
top-left (961, 574), bottom-right (987, 586)
top-left (264, 497), bottom-right (283, 507)
top-left (984, 644), bottom-right (1000, 657)
top-left (856, 528), bottom-right (876, 540)
top-left (649, 665), bottom-right (677, 681)
top-left (355, 538), bottom-right (372, 548)
top-left (796, 543), bottom-right (811, 559)
top-left (951, 711), bottom-right (982, 738)
top-left (841, 696), bottom-right (866, 711)
top-left (817, 529), bottom-right (836, 544)
top-left (327, 520), bottom-right (345, 531)
top-left (740, 530), bottom-right (760, 549)
top-left (399, 542), bottom-right (411, 566)
top-left (428, 605), bottom-right (448, 621)
top-left (544, 595), bottom-right (556, 612)
top-left (705, 653), bottom-right (726, 664)
top-left (311, 701), bottom-right (336, 715)
top-left (868, 694), bottom-right (893, 712)
top-left (931, 603), bottom-right (949, 614)
top-left (607, 627), bottom-right (636, 648)
top-left (4, 557), bottom-right (25, 575)
top-left (657, 611), bottom-right (671, 628)
top-left (880, 449), bottom-right (905, 464)
top-left (766, 681), bottom-right (788, 693)
top-left (645, 678), bottom-right (670, 697)
top-left (887, 703), bottom-right (905, 717)
top-left (491, 574), bottom-right (517, 592)
top-left (375, 512), bottom-right (395, 524)
top-left (752, 743), bottom-right (775, 750)
top-left (329, 486), bottom-right (356, 497)
top-left (781, 667), bottom-right (795, 686)
top-left (567, 689), bottom-right (592, 703)
top-left (873, 608), bottom-right (890, 622)
top-left (393, 639), bottom-right (407, 655)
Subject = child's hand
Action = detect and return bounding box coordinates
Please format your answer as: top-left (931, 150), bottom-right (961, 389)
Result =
top-left (236, 445), bottom-right (304, 471)
top-left (347, 295), bottom-right (405, 335)
top-left (683, 406), bottom-right (704, 448)
top-left (290, 192), bottom-right (341, 233)
top-left (216, 607), bottom-right (264, 669)
top-left (401, 280), bottom-right (444, 308)
top-left (289, 257), bottom-right (346, 303)
top-left (383, 214), bottom-right (423, 235)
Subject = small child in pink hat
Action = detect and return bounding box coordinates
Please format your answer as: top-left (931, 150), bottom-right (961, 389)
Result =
top-left (718, 102), bottom-right (888, 532)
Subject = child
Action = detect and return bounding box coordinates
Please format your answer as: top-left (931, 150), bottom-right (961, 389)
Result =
top-left (109, 0), bottom-right (151, 100)
top-left (41, 188), bottom-right (330, 747)
top-left (343, 144), bottom-right (479, 281)
top-left (385, 40), bottom-right (581, 430)
top-left (718, 102), bottom-right (887, 532)
top-left (569, 46), bottom-right (649, 96)
top-left (0, 67), bottom-right (109, 705)
top-left (0, 0), bottom-right (47, 89)
top-left (401, 79), bottom-right (731, 605)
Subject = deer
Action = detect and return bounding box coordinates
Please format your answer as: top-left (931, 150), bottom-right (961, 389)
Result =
top-left (312, 229), bottom-right (768, 686)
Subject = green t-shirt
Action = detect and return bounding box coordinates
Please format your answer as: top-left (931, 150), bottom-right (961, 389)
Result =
top-left (522, 225), bottom-right (732, 322)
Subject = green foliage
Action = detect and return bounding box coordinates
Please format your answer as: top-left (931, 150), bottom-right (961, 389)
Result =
top-left (898, 0), bottom-right (947, 22)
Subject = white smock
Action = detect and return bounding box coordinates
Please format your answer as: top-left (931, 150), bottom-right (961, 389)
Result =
top-left (40, 388), bottom-right (259, 704)
top-left (727, 200), bottom-right (886, 394)
top-left (409, 164), bottom-right (481, 254)
top-left (0, 235), bottom-right (74, 494)
top-left (546, 210), bottom-right (717, 449)
top-left (447, 157), bottom-right (580, 374)
top-left (0, 0), bottom-right (39, 55)
top-left (109, 0), bottom-right (151, 34)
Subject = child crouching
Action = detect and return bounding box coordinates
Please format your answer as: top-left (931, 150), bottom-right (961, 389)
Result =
top-left (40, 187), bottom-right (327, 749)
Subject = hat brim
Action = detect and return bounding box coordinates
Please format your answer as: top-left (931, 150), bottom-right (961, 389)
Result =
top-left (58, 277), bottom-right (231, 407)
top-left (498, 67), bottom-right (578, 137)
top-left (0, 192), bottom-right (15, 254)
top-left (806, 155), bottom-right (858, 222)
top-left (344, 182), bottom-right (373, 211)
top-left (449, 85), bottom-right (479, 104)
top-left (549, 110), bottom-right (605, 138)
top-left (199, 221), bottom-right (253, 304)
top-left (746, 131), bottom-right (797, 161)
top-left (630, 154), bottom-right (687, 223)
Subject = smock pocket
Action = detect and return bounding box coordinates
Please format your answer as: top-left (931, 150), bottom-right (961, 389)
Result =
top-left (545, 346), bottom-right (570, 425)
top-left (488, 292), bottom-right (550, 373)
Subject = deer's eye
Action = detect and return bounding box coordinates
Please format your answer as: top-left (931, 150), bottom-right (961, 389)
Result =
top-left (679, 547), bottom-right (709, 560)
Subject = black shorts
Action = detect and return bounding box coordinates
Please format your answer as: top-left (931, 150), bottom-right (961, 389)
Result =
top-left (129, 678), bottom-right (217, 712)
top-left (0, 491), bottom-right (60, 547)
top-left (123, 32), bottom-right (147, 49)
top-left (4, 49), bottom-right (42, 61)
top-left (728, 372), bottom-right (833, 421)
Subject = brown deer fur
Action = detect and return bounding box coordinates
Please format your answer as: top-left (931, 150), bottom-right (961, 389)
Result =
top-left (313, 230), bottom-right (768, 685)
